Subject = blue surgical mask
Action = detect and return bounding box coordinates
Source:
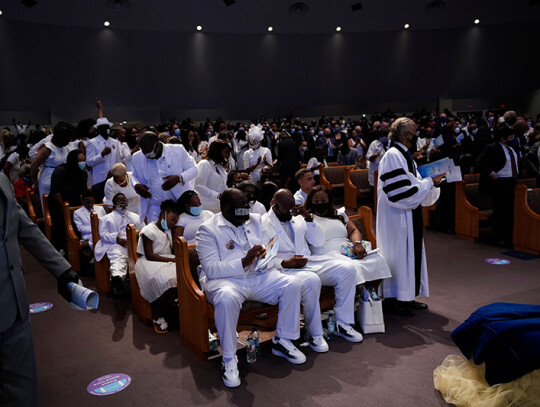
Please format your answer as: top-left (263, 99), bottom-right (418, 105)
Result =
top-left (189, 205), bottom-right (203, 216)
top-left (379, 137), bottom-right (388, 143)
top-left (161, 218), bottom-right (170, 232)
top-left (174, 128), bottom-right (180, 136)
top-left (318, 131), bottom-right (323, 136)
top-left (78, 161), bottom-right (86, 170)
top-left (117, 205), bottom-right (128, 214)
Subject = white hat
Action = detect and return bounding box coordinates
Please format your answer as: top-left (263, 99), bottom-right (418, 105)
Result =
top-left (94, 117), bottom-right (113, 128)
top-left (248, 125), bottom-right (264, 143)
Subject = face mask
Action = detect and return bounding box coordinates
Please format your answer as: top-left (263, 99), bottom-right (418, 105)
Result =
top-left (229, 207), bottom-right (250, 225)
top-left (487, 117), bottom-right (494, 123)
top-left (290, 129), bottom-right (295, 134)
top-left (145, 143), bottom-right (158, 159)
top-left (379, 137), bottom-right (388, 143)
top-left (250, 143), bottom-right (260, 150)
top-left (507, 138), bottom-right (519, 147)
top-left (472, 129), bottom-right (478, 135)
top-left (275, 208), bottom-right (292, 222)
top-left (527, 122), bottom-right (532, 128)
top-left (297, 130), bottom-right (303, 135)
top-left (117, 205), bottom-right (128, 214)
top-left (318, 131), bottom-right (324, 136)
top-left (309, 130), bottom-right (314, 135)
top-left (23, 176), bottom-right (31, 183)
top-left (78, 161), bottom-right (86, 170)
top-left (312, 202), bottom-right (329, 215)
top-left (161, 218), bottom-right (170, 232)
top-left (455, 127), bottom-right (461, 134)
top-left (174, 129), bottom-right (180, 136)
top-left (300, 146), bottom-right (308, 151)
top-left (189, 205), bottom-right (203, 216)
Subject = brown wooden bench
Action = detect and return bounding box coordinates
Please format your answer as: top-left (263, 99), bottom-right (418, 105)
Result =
top-left (344, 167), bottom-right (371, 211)
top-left (463, 173), bottom-right (481, 184)
top-left (513, 185), bottom-right (540, 255)
top-left (174, 208), bottom-right (375, 360)
top-left (90, 211), bottom-right (111, 294)
top-left (518, 178), bottom-right (537, 189)
top-left (126, 224), bottom-right (152, 324)
top-left (455, 181), bottom-right (493, 241)
top-left (26, 190), bottom-right (44, 227)
top-left (319, 164), bottom-right (351, 192)
top-left (42, 194), bottom-right (52, 241)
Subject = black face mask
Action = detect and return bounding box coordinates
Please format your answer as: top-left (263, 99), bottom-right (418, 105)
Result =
top-left (226, 207), bottom-right (250, 226)
top-left (274, 208), bottom-right (292, 222)
top-left (312, 202), bottom-right (330, 215)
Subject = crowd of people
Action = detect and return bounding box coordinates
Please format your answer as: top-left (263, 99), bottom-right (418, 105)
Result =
top-left (1, 101), bottom-right (539, 389)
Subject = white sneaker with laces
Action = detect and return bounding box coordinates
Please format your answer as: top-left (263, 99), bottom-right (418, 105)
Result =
top-left (336, 321), bottom-right (363, 343)
top-left (221, 356), bottom-right (241, 388)
top-left (305, 332), bottom-right (329, 353)
top-left (271, 337), bottom-right (307, 364)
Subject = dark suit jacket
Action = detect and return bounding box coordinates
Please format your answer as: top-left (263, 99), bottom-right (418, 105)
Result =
top-left (476, 142), bottom-right (511, 194)
top-left (0, 174), bottom-right (71, 332)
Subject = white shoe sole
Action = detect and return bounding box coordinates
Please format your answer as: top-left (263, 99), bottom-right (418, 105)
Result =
top-left (337, 331), bottom-right (363, 343)
top-left (222, 376), bottom-right (241, 388)
top-left (271, 347), bottom-right (307, 364)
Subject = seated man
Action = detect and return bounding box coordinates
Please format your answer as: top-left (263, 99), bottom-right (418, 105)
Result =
top-left (93, 193), bottom-right (144, 296)
top-left (73, 189), bottom-right (107, 249)
top-left (196, 188), bottom-right (304, 388)
top-left (263, 189), bottom-right (363, 347)
top-left (293, 169), bottom-right (315, 205)
top-left (236, 180), bottom-right (267, 215)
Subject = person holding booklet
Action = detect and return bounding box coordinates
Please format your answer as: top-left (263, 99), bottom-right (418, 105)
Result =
top-left (195, 188), bottom-right (304, 388)
top-left (305, 185), bottom-right (392, 297)
top-left (263, 189), bottom-right (364, 353)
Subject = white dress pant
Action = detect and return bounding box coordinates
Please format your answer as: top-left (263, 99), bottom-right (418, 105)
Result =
top-left (204, 269), bottom-right (301, 360)
top-left (311, 258), bottom-right (356, 326)
top-left (108, 245), bottom-right (128, 279)
top-left (281, 269), bottom-right (323, 337)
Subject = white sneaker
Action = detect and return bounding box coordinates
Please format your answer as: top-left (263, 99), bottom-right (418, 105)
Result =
top-left (336, 322), bottom-right (363, 343)
top-left (271, 337), bottom-right (307, 364)
top-left (305, 332), bottom-right (329, 353)
top-left (221, 356), bottom-right (241, 388)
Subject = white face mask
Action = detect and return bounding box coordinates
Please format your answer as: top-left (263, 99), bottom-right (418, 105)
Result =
top-left (472, 129), bottom-right (478, 135)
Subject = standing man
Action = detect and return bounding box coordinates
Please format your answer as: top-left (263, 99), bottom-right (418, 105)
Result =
top-left (0, 173), bottom-right (79, 406)
top-left (376, 118), bottom-right (445, 317)
top-left (132, 131), bottom-right (197, 222)
top-left (86, 117), bottom-right (123, 203)
top-left (293, 169), bottom-right (315, 205)
top-left (196, 189), bottom-right (304, 388)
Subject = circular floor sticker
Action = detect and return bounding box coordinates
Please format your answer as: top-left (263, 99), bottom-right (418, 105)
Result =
top-left (484, 258), bottom-right (511, 265)
top-left (29, 302), bottom-right (53, 313)
top-left (87, 373), bottom-right (131, 396)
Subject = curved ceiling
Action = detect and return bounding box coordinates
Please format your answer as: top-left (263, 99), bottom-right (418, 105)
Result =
top-left (0, 0), bottom-right (539, 34)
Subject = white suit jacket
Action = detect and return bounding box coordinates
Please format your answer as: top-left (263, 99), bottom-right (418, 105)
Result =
top-left (86, 135), bottom-right (123, 185)
top-left (196, 213), bottom-right (270, 284)
top-left (93, 210), bottom-right (144, 261)
top-left (261, 210), bottom-right (325, 265)
top-left (132, 143), bottom-right (198, 221)
top-left (73, 205), bottom-right (107, 244)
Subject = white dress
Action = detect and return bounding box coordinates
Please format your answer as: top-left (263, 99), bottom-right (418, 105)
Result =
top-left (134, 222), bottom-right (177, 303)
top-left (38, 141), bottom-right (67, 207)
top-left (243, 146), bottom-right (271, 182)
top-left (175, 210), bottom-right (214, 244)
top-left (310, 207), bottom-right (391, 285)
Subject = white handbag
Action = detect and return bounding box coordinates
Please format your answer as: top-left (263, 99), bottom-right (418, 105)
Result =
top-left (356, 287), bottom-right (385, 334)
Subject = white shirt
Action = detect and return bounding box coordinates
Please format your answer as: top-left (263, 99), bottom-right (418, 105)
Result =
top-left (496, 142), bottom-right (518, 178)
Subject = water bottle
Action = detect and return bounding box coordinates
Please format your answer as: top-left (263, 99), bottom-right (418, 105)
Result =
top-left (246, 333), bottom-right (257, 363)
top-left (326, 313), bottom-right (336, 340)
top-left (251, 328), bottom-right (260, 355)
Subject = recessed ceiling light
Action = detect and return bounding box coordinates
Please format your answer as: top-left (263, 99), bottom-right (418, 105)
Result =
top-left (0, 10), bottom-right (3, 16)
top-left (404, 23), bottom-right (410, 29)
top-left (474, 19), bottom-right (480, 24)
top-left (104, 21), bottom-right (110, 27)
top-left (267, 26), bottom-right (273, 32)
top-left (196, 25), bottom-right (202, 31)
top-left (336, 26), bottom-right (342, 32)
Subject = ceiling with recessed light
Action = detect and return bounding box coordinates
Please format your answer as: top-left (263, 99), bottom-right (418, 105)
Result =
top-left (0, 0), bottom-right (538, 34)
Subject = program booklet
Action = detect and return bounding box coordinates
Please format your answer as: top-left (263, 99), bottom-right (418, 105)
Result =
top-left (254, 235), bottom-right (280, 271)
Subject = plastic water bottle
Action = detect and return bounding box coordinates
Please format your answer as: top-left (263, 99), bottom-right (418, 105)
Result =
top-left (251, 328), bottom-right (260, 355)
top-left (246, 333), bottom-right (257, 363)
top-left (327, 313), bottom-right (336, 340)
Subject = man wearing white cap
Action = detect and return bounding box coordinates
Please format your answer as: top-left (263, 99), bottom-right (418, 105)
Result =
top-left (86, 117), bottom-right (123, 203)
top-left (242, 125), bottom-right (272, 182)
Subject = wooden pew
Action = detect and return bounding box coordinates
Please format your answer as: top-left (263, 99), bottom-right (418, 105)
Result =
top-left (463, 173), bottom-right (481, 184)
top-left (344, 167), bottom-right (371, 211)
top-left (319, 164), bottom-right (350, 192)
top-left (42, 194), bottom-right (52, 241)
top-left (518, 178), bottom-right (537, 189)
top-left (513, 185), bottom-right (540, 255)
top-left (63, 202), bottom-right (106, 273)
top-left (173, 207), bottom-right (375, 360)
top-left (26, 190), bottom-right (44, 228)
top-left (455, 181), bottom-right (492, 241)
top-left (90, 212), bottom-right (111, 294)
top-left (126, 224), bottom-right (152, 324)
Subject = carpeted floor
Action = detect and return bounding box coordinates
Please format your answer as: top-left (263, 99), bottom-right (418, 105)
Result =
top-left (23, 230), bottom-right (540, 407)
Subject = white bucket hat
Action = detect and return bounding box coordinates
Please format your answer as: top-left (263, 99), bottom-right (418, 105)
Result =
top-left (94, 117), bottom-right (113, 128)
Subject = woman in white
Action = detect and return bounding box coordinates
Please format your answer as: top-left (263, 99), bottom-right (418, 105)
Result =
top-left (242, 126), bottom-right (272, 182)
top-left (134, 200), bottom-right (180, 334)
top-left (233, 128), bottom-right (248, 170)
top-left (193, 139), bottom-right (230, 213)
top-left (30, 122), bottom-right (72, 209)
top-left (103, 163), bottom-right (139, 213)
top-left (366, 129), bottom-right (390, 187)
top-left (305, 185), bottom-right (391, 291)
top-left (173, 190), bottom-right (214, 244)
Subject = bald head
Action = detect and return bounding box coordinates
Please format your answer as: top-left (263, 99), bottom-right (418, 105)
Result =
top-left (272, 189), bottom-right (295, 220)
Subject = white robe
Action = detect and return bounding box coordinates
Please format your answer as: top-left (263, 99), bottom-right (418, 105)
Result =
top-left (376, 143), bottom-right (440, 301)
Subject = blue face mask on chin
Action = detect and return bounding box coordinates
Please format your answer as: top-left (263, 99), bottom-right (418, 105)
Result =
top-left (161, 218), bottom-right (170, 232)
top-left (189, 205), bottom-right (203, 216)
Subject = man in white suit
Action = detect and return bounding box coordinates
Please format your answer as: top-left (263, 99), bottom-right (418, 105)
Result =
top-left (93, 193), bottom-right (144, 296)
top-left (263, 189), bottom-right (363, 347)
top-left (86, 117), bottom-right (123, 203)
top-left (196, 188), bottom-right (304, 388)
top-left (73, 190), bottom-right (107, 249)
top-left (132, 131), bottom-right (197, 223)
